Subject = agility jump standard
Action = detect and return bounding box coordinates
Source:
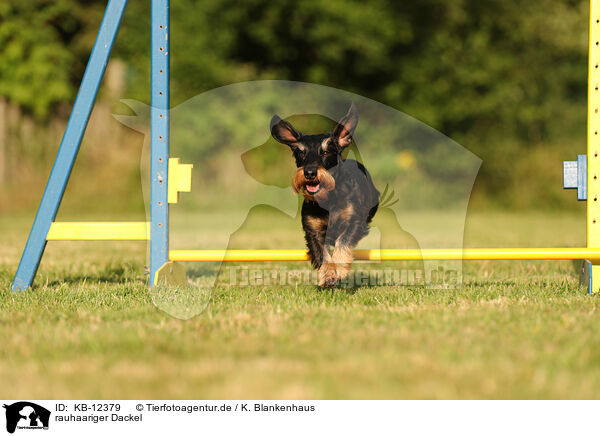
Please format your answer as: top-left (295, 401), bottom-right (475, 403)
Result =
top-left (10, 0), bottom-right (600, 293)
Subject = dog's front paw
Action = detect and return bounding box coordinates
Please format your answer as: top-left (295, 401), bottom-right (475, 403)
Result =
top-left (332, 244), bottom-right (353, 282)
top-left (318, 263), bottom-right (338, 287)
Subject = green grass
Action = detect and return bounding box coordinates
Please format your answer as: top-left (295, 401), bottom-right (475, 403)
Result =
top-left (1, 209), bottom-right (599, 399)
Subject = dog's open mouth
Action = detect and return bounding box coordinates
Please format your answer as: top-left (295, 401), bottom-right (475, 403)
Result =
top-left (305, 181), bottom-right (320, 193)
top-left (292, 168), bottom-right (335, 197)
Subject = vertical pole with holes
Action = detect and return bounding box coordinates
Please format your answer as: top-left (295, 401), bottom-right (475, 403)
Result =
top-left (588, 0), bottom-right (600, 293)
top-left (150, 0), bottom-right (170, 286)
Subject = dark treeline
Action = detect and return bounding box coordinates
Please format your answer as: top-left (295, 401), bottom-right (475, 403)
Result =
top-left (0, 0), bottom-right (591, 210)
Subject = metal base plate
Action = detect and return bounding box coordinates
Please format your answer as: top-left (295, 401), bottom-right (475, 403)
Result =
top-left (580, 259), bottom-right (593, 295)
top-left (153, 261), bottom-right (187, 287)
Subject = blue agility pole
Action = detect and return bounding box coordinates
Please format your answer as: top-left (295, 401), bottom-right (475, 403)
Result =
top-left (149, 0), bottom-right (170, 286)
top-left (11, 0), bottom-right (128, 291)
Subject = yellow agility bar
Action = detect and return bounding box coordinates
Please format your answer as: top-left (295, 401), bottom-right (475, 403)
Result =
top-left (47, 222), bottom-right (150, 240)
top-left (45, 224), bottom-right (600, 261)
top-left (168, 248), bottom-right (600, 262)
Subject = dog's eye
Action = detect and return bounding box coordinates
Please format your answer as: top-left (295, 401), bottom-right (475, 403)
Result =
top-left (320, 149), bottom-right (330, 156)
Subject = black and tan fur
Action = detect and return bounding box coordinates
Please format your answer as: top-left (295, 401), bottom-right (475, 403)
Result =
top-left (270, 103), bottom-right (379, 287)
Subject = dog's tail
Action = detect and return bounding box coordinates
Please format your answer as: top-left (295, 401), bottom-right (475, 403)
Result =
top-left (379, 184), bottom-right (399, 208)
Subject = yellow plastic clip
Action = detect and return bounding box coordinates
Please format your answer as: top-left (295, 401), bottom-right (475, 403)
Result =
top-left (168, 158), bottom-right (193, 203)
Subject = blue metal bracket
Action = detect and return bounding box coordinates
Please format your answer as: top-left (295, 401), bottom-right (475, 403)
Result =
top-left (563, 154), bottom-right (587, 201)
top-left (581, 259), bottom-right (593, 295)
top-left (11, 0), bottom-right (128, 291)
top-left (149, 0), bottom-right (170, 287)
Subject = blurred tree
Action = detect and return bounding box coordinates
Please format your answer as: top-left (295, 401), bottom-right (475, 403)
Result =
top-left (0, 0), bottom-right (592, 208)
top-left (0, 0), bottom-right (105, 118)
top-left (118, 0), bottom-right (589, 208)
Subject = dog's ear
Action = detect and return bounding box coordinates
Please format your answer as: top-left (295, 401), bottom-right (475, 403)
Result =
top-left (270, 115), bottom-right (303, 147)
top-left (332, 102), bottom-right (358, 148)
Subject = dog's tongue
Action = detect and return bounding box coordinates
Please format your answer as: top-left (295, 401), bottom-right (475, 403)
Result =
top-left (306, 184), bottom-right (320, 193)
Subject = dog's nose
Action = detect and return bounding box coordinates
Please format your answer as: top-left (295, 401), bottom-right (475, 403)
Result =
top-left (304, 167), bottom-right (317, 179)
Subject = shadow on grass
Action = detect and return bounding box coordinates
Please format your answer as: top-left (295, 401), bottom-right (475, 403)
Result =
top-left (41, 264), bottom-right (144, 288)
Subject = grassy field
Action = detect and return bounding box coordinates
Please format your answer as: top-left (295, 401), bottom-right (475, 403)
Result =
top-left (1, 208), bottom-right (600, 399)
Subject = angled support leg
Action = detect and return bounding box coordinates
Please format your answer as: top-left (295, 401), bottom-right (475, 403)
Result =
top-left (11, 0), bottom-right (128, 291)
top-left (150, 0), bottom-right (170, 286)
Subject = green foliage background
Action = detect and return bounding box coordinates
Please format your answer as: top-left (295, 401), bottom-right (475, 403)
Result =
top-left (0, 0), bottom-right (592, 210)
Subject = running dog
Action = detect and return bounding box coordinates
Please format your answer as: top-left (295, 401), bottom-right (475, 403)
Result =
top-left (270, 103), bottom-right (379, 287)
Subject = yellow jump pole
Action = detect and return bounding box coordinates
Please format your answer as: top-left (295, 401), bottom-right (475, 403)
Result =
top-left (168, 248), bottom-right (600, 262)
top-left (588, 0), bottom-right (600, 293)
top-left (46, 222), bottom-right (150, 240)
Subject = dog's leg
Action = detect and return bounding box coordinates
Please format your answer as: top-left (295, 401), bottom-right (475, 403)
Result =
top-left (318, 246), bottom-right (338, 287)
top-left (332, 241), bottom-right (354, 282)
top-left (304, 216), bottom-right (326, 269)
top-left (306, 231), bottom-right (337, 287)
top-left (303, 215), bottom-right (337, 287)
top-left (332, 218), bottom-right (370, 283)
